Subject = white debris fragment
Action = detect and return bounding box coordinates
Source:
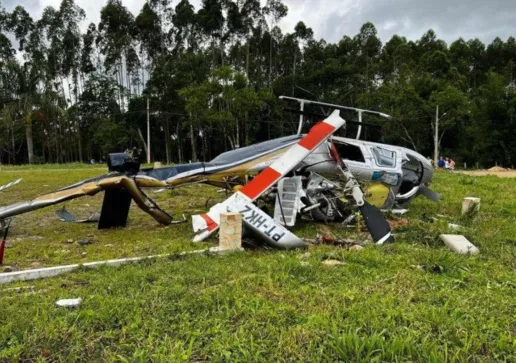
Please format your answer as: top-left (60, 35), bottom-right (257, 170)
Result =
top-left (448, 223), bottom-right (463, 231)
top-left (462, 197), bottom-right (481, 216)
top-left (349, 245), bottom-right (364, 251)
top-left (56, 298), bottom-right (82, 307)
top-left (322, 259), bottom-right (343, 266)
top-left (440, 234), bottom-right (479, 255)
top-left (391, 209), bottom-right (409, 215)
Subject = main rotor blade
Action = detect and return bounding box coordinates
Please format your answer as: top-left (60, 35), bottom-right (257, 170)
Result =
top-left (328, 140), bottom-right (392, 244)
top-left (283, 108), bottom-right (382, 128)
top-left (359, 201), bottom-right (393, 245)
top-left (418, 185), bottom-right (441, 202)
top-left (192, 110), bottom-right (347, 242)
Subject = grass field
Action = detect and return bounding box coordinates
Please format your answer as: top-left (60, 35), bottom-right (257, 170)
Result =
top-left (1, 167), bottom-right (515, 362)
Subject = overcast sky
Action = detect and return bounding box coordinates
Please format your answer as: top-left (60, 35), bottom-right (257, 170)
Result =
top-left (4, 0), bottom-right (516, 45)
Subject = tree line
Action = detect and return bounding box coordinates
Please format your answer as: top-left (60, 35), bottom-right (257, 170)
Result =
top-left (1, 0), bottom-right (515, 167)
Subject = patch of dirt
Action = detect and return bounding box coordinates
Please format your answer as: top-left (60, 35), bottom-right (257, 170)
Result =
top-left (488, 166), bottom-right (508, 172)
top-left (387, 218), bottom-right (409, 229)
top-left (458, 169), bottom-right (516, 178)
top-left (317, 225), bottom-right (338, 239)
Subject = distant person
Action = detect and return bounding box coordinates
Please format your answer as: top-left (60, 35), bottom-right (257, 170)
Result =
top-left (427, 156), bottom-right (434, 167)
top-left (437, 157), bottom-right (445, 168)
top-left (449, 158), bottom-right (456, 170)
top-left (445, 158), bottom-right (450, 170)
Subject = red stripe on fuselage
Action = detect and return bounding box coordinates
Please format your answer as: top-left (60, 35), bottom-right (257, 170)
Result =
top-left (297, 121), bottom-right (335, 151)
top-left (201, 213), bottom-right (218, 231)
top-left (241, 167), bottom-right (282, 200)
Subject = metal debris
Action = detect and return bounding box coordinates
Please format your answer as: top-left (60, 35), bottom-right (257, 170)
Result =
top-left (0, 179), bottom-right (21, 192)
top-left (77, 240), bottom-right (93, 246)
top-left (391, 209), bottom-right (409, 215)
top-left (56, 298), bottom-right (82, 308)
top-left (448, 223), bottom-right (463, 231)
top-left (440, 234), bottom-right (479, 255)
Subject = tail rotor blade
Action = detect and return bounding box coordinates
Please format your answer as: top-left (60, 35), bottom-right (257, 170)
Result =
top-left (359, 201), bottom-right (393, 245)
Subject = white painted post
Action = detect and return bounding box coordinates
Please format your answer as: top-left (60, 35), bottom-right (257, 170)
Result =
top-left (462, 197), bottom-right (481, 216)
top-left (218, 213), bottom-right (243, 251)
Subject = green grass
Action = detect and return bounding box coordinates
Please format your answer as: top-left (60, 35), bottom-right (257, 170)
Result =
top-left (1, 168), bottom-right (516, 361)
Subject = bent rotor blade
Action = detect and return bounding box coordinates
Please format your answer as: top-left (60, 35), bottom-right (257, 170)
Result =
top-left (359, 202), bottom-right (393, 245)
top-left (329, 139), bottom-right (392, 244)
top-left (418, 185), bottom-right (441, 202)
top-left (192, 110), bottom-right (346, 242)
top-left (0, 178), bottom-right (21, 192)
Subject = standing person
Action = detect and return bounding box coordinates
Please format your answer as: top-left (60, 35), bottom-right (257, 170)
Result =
top-left (445, 158), bottom-right (450, 170)
top-left (449, 158), bottom-right (456, 170)
top-left (438, 157), bottom-right (445, 168)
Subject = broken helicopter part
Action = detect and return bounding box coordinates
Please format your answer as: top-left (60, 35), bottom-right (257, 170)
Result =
top-left (55, 206), bottom-right (100, 223)
top-left (0, 179), bottom-right (21, 192)
top-left (0, 97), bottom-right (439, 249)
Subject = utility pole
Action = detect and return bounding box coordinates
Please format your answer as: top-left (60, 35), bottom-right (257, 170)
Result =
top-left (433, 105), bottom-right (448, 167)
top-left (146, 97), bottom-right (151, 164)
top-left (433, 105), bottom-right (439, 167)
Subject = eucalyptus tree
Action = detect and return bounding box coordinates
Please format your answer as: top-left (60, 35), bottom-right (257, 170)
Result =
top-left (172, 0), bottom-right (198, 52)
top-left (197, 0), bottom-right (225, 65)
top-left (135, 2), bottom-right (161, 88)
top-left (98, 0), bottom-right (137, 110)
top-left (263, 0), bottom-right (287, 88)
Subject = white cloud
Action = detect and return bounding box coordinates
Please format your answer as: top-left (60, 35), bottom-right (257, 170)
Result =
top-left (3, 0), bottom-right (516, 46)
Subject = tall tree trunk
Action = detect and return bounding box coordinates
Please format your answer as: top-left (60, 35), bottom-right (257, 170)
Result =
top-left (164, 118), bottom-right (170, 164)
top-left (76, 119), bottom-right (82, 162)
top-left (190, 120), bottom-right (197, 162)
top-left (11, 119), bottom-right (15, 164)
top-left (292, 51), bottom-right (296, 95)
top-left (245, 111), bottom-right (249, 146)
top-left (246, 41), bottom-right (250, 77)
top-left (235, 118), bottom-right (240, 148)
top-left (220, 33), bottom-right (224, 66)
top-left (269, 33), bottom-right (273, 89)
top-left (25, 119), bottom-right (34, 164)
top-left (176, 122), bottom-right (182, 164)
top-left (433, 105), bottom-right (439, 166)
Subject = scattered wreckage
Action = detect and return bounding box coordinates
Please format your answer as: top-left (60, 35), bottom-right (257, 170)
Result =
top-left (0, 97), bottom-right (439, 249)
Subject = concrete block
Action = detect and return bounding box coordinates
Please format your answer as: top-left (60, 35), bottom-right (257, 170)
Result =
top-left (462, 197), bottom-right (480, 216)
top-left (440, 234), bottom-right (479, 255)
top-left (219, 213), bottom-right (242, 250)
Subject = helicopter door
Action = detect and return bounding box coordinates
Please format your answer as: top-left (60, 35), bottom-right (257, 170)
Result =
top-left (397, 155), bottom-right (423, 199)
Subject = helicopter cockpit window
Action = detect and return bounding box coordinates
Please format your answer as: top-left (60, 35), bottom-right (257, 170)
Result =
top-left (333, 142), bottom-right (365, 162)
top-left (371, 147), bottom-right (396, 167)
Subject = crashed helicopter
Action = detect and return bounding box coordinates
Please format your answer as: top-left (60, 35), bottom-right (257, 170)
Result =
top-left (0, 97), bottom-right (439, 249)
